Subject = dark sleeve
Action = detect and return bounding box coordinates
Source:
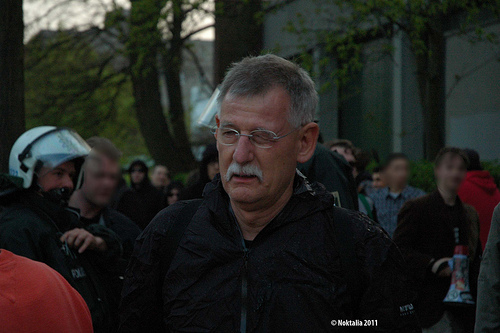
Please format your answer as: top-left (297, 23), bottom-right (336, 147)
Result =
top-left (352, 215), bottom-right (422, 332)
top-left (470, 241), bottom-right (482, 300)
top-left (112, 214), bottom-right (142, 261)
top-left (0, 210), bottom-right (45, 261)
top-left (298, 145), bottom-right (357, 210)
top-left (475, 204), bottom-right (500, 332)
top-left (115, 191), bottom-right (135, 222)
top-left (85, 224), bottom-right (123, 265)
top-left (393, 200), bottom-right (433, 282)
top-left (371, 205), bottom-right (379, 224)
top-left (119, 203), bottom-right (184, 333)
top-left (157, 189), bottom-right (167, 211)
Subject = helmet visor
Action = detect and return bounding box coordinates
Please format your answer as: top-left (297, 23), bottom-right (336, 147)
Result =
top-left (30, 128), bottom-right (91, 172)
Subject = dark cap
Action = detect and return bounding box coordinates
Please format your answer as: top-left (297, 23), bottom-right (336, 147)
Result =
top-left (128, 159), bottom-right (148, 174)
top-left (463, 149), bottom-right (482, 171)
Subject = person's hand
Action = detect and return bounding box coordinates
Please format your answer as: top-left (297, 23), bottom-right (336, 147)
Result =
top-left (431, 257), bottom-right (453, 277)
top-left (438, 266), bottom-right (452, 277)
top-left (60, 228), bottom-right (107, 253)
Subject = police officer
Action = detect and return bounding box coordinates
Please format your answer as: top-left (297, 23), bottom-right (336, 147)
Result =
top-left (0, 126), bottom-right (122, 332)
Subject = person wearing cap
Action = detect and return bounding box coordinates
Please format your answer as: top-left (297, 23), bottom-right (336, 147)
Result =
top-left (0, 126), bottom-right (122, 333)
top-left (116, 159), bottom-right (164, 230)
top-left (179, 143), bottom-right (220, 200)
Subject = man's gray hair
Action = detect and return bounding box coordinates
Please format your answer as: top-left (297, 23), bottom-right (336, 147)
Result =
top-left (217, 54), bottom-right (318, 128)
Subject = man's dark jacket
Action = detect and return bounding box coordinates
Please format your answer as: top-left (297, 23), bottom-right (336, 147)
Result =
top-left (120, 173), bottom-right (421, 332)
top-left (100, 207), bottom-right (141, 261)
top-left (298, 144), bottom-right (358, 210)
top-left (0, 177), bottom-right (122, 333)
top-left (393, 191), bottom-right (481, 329)
top-left (81, 207), bottom-right (142, 329)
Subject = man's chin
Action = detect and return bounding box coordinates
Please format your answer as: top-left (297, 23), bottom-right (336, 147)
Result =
top-left (226, 186), bottom-right (260, 204)
top-left (93, 198), bottom-right (111, 208)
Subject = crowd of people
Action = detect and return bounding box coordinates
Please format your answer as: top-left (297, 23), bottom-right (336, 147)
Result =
top-left (1, 54), bottom-right (500, 332)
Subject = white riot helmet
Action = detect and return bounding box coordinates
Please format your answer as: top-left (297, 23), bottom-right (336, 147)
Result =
top-left (9, 126), bottom-right (91, 189)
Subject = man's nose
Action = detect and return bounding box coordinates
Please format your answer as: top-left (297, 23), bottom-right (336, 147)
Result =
top-left (62, 174), bottom-right (74, 191)
top-left (233, 135), bottom-right (255, 165)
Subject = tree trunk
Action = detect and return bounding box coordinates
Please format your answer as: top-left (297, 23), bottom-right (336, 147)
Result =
top-left (415, 18), bottom-right (446, 160)
top-left (0, 0), bottom-right (25, 173)
top-left (164, 1), bottom-right (195, 166)
top-left (213, 0), bottom-right (263, 84)
top-left (128, 0), bottom-right (195, 173)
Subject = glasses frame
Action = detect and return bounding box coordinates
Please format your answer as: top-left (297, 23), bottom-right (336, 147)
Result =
top-left (211, 126), bottom-right (300, 149)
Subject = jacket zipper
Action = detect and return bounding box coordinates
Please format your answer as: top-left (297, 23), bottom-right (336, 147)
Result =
top-left (230, 204), bottom-right (250, 333)
top-left (241, 245), bottom-right (249, 333)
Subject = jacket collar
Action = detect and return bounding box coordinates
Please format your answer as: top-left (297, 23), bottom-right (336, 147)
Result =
top-left (202, 170), bottom-right (334, 237)
top-left (23, 190), bottom-right (81, 232)
top-left (429, 189), bottom-right (464, 209)
top-left (0, 174), bottom-right (24, 199)
top-left (382, 185), bottom-right (411, 200)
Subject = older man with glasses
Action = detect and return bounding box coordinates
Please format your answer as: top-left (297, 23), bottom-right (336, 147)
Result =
top-left (119, 54), bottom-right (421, 333)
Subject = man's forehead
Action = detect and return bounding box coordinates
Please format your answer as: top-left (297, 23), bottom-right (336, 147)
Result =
top-left (154, 166), bottom-right (168, 173)
top-left (440, 153), bottom-right (466, 166)
top-left (220, 90), bottom-right (291, 129)
top-left (390, 159), bottom-right (408, 167)
top-left (221, 87), bottom-right (290, 113)
top-left (57, 161), bottom-right (76, 171)
top-left (86, 153), bottom-right (117, 169)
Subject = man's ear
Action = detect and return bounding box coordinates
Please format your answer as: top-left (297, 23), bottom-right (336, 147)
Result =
top-left (297, 122), bottom-right (320, 164)
top-left (215, 114), bottom-right (220, 127)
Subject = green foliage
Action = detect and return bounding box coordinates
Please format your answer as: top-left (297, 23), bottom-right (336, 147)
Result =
top-left (25, 31), bottom-right (149, 161)
top-left (282, 0), bottom-right (500, 88)
top-left (172, 172), bottom-right (190, 185)
top-left (407, 160), bottom-right (500, 193)
top-left (409, 160), bottom-right (436, 193)
top-left (484, 160), bottom-right (500, 188)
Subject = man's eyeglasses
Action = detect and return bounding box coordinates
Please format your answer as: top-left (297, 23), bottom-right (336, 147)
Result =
top-left (211, 126), bottom-right (299, 149)
top-left (131, 169), bottom-right (145, 174)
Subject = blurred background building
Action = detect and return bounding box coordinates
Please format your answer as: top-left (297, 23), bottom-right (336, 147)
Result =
top-left (264, 0), bottom-right (500, 161)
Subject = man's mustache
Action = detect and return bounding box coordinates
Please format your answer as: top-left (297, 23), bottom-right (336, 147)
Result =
top-left (225, 162), bottom-right (263, 182)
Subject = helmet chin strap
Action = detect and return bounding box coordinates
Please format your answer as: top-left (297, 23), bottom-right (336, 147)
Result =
top-left (33, 159), bottom-right (79, 207)
top-left (40, 187), bottom-right (73, 206)
top-left (34, 176), bottom-right (73, 207)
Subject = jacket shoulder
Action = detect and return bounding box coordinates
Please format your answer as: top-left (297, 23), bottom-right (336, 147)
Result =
top-left (0, 205), bottom-right (50, 231)
top-left (105, 208), bottom-right (140, 229)
top-left (130, 200), bottom-right (201, 265)
top-left (335, 207), bottom-right (412, 268)
top-left (332, 207), bottom-right (383, 239)
top-left (463, 203), bottom-right (479, 218)
top-left (401, 193), bottom-right (432, 209)
top-left (106, 207), bottom-right (134, 222)
top-left (145, 200), bottom-right (199, 233)
top-left (0, 206), bottom-right (53, 258)
top-left (332, 207), bottom-right (396, 263)
top-left (495, 203), bottom-right (500, 218)
top-left (463, 203), bottom-right (480, 230)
